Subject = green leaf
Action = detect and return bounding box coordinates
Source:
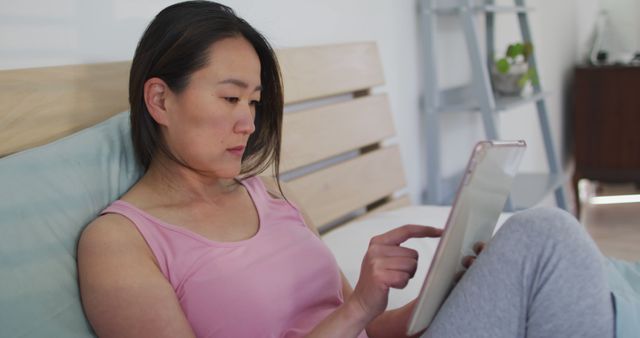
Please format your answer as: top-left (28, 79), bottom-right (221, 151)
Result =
top-left (518, 68), bottom-right (538, 88)
top-left (496, 58), bottom-right (510, 73)
top-left (517, 74), bottom-right (528, 88)
top-left (507, 43), bottom-right (524, 59)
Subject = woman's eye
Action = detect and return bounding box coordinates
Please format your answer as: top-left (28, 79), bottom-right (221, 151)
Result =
top-left (224, 97), bottom-right (239, 103)
top-left (250, 100), bottom-right (261, 107)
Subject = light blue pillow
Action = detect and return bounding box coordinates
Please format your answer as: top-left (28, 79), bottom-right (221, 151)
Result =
top-left (0, 112), bottom-right (142, 337)
top-left (606, 257), bottom-right (640, 338)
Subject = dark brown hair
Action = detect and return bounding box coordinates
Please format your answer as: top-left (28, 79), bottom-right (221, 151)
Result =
top-left (129, 1), bottom-right (283, 180)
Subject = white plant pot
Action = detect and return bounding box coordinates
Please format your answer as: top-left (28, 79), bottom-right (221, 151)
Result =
top-left (491, 62), bottom-right (528, 96)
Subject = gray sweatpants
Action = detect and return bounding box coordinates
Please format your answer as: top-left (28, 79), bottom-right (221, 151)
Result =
top-left (424, 207), bottom-right (615, 338)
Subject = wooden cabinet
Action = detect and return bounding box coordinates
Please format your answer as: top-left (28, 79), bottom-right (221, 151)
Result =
top-left (573, 66), bottom-right (640, 188)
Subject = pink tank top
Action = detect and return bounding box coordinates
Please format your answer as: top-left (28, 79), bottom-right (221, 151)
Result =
top-left (101, 176), bottom-right (368, 338)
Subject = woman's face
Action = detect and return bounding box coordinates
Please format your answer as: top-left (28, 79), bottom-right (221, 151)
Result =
top-left (162, 36), bottom-right (262, 178)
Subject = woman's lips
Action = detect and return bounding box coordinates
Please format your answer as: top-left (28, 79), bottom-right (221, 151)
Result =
top-left (227, 145), bottom-right (245, 156)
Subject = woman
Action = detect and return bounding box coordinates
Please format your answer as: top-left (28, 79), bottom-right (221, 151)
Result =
top-left (78, 2), bottom-right (614, 337)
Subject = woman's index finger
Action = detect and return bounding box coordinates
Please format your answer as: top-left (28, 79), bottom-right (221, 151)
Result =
top-left (371, 224), bottom-right (443, 246)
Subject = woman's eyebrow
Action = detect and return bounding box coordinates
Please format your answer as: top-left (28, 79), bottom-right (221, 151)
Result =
top-left (218, 78), bottom-right (262, 92)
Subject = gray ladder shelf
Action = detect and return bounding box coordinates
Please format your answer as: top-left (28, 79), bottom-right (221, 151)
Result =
top-left (418, 0), bottom-right (569, 211)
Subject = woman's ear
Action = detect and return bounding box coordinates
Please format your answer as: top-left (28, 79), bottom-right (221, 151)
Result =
top-left (143, 77), bottom-right (170, 126)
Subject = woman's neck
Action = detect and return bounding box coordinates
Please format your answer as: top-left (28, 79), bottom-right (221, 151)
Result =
top-left (138, 153), bottom-right (239, 206)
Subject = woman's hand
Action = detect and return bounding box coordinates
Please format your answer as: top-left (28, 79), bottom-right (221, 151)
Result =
top-left (347, 224), bottom-right (443, 323)
top-left (454, 241), bottom-right (486, 283)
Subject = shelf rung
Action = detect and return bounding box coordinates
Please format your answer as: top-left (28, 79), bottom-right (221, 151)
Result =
top-left (495, 91), bottom-right (549, 111)
top-left (436, 88), bottom-right (549, 114)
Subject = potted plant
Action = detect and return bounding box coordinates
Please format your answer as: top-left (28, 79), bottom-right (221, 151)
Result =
top-left (491, 42), bottom-right (537, 96)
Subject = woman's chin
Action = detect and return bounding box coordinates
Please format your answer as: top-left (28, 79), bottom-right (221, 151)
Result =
top-left (213, 166), bottom-right (242, 179)
top-left (193, 161), bottom-right (242, 180)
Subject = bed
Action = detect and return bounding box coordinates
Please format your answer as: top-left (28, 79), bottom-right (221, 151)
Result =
top-left (0, 42), bottom-right (637, 337)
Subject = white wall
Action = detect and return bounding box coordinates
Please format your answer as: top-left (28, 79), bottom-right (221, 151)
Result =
top-left (0, 0), bottom-right (596, 206)
top-left (600, 0), bottom-right (640, 57)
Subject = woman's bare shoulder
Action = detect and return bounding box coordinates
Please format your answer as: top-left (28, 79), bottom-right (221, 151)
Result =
top-left (78, 212), bottom-right (157, 269)
top-left (78, 213), bottom-right (194, 337)
top-left (80, 213), bottom-right (143, 249)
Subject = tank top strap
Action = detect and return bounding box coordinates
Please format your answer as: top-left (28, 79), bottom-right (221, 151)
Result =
top-left (239, 176), bottom-right (307, 230)
top-left (100, 201), bottom-right (171, 278)
top-left (237, 176), bottom-right (272, 203)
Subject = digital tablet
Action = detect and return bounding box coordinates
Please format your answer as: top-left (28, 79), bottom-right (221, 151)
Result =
top-left (406, 140), bottom-right (526, 335)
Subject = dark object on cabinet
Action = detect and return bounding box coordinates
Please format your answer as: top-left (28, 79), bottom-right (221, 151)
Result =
top-left (573, 66), bottom-right (640, 196)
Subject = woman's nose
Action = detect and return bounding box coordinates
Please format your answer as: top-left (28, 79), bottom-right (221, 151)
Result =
top-left (235, 102), bottom-right (256, 134)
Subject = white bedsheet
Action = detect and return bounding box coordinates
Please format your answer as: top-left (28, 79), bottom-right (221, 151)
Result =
top-left (322, 205), bottom-right (513, 310)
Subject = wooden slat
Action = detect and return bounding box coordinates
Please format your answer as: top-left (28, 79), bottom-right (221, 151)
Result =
top-left (347, 195), bottom-right (412, 224)
top-left (281, 94), bottom-right (395, 172)
top-left (318, 195), bottom-right (412, 234)
top-left (286, 146), bottom-right (406, 227)
top-left (368, 195), bottom-right (412, 215)
top-left (0, 62), bottom-right (130, 157)
top-left (278, 42), bottom-right (384, 104)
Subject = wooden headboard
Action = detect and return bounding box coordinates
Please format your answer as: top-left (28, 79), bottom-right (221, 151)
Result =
top-left (0, 42), bottom-right (410, 232)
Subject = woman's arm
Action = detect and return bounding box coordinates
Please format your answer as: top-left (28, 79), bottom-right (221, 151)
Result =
top-left (338, 272), bottom-right (423, 338)
top-left (77, 214), bottom-right (196, 338)
top-left (365, 299), bottom-right (424, 338)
